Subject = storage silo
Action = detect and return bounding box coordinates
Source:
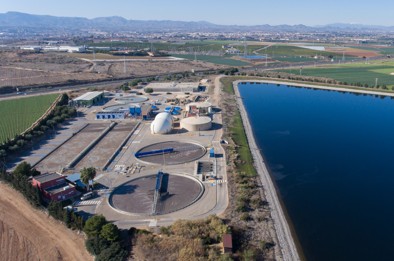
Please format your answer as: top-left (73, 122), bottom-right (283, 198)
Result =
top-left (180, 116), bottom-right (212, 132)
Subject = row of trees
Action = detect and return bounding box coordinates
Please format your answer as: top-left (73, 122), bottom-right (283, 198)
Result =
top-left (219, 68), bottom-right (239, 76)
top-left (0, 162), bottom-right (126, 258)
top-left (0, 162), bottom-right (42, 206)
top-left (84, 215), bottom-right (128, 261)
top-left (48, 200), bottom-right (85, 230)
top-left (0, 94), bottom-right (76, 163)
top-left (0, 162), bottom-right (85, 231)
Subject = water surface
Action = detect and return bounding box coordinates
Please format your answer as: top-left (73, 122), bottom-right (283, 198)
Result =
top-left (239, 82), bottom-right (394, 261)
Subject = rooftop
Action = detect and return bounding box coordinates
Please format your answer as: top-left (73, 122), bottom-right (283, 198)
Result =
top-left (96, 111), bottom-right (125, 115)
top-left (146, 82), bottom-right (199, 89)
top-left (181, 116), bottom-right (212, 124)
top-left (74, 91), bottom-right (103, 101)
top-left (33, 173), bottom-right (64, 183)
top-left (45, 182), bottom-right (74, 194)
top-left (223, 234), bottom-right (233, 249)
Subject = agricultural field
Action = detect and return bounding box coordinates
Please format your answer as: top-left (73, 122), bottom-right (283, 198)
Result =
top-left (280, 60), bottom-right (394, 87)
top-left (171, 54), bottom-right (250, 66)
top-left (86, 40), bottom-right (263, 53)
top-left (350, 46), bottom-right (394, 56)
top-left (0, 94), bottom-right (59, 143)
top-left (256, 45), bottom-right (359, 62)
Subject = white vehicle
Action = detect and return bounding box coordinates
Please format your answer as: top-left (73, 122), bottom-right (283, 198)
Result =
top-left (80, 192), bottom-right (94, 201)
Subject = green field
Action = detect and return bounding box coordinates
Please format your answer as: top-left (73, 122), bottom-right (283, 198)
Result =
top-left (280, 60), bottom-right (394, 87)
top-left (258, 45), bottom-right (358, 62)
top-left (172, 54), bottom-right (250, 66)
top-left (0, 94), bottom-right (59, 143)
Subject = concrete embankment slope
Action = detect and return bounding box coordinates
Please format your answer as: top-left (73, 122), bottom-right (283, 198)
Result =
top-left (234, 81), bottom-right (300, 261)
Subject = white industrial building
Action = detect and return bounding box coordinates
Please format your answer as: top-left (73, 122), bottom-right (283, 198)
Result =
top-left (150, 112), bottom-right (173, 134)
top-left (20, 45), bottom-right (86, 53)
top-left (42, 46), bottom-right (86, 53)
top-left (180, 116), bottom-right (212, 132)
top-left (145, 82), bottom-right (202, 93)
top-left (20, 46), bottom-right (42, 52)
top-left (185, 102), bottom-right (213, 115)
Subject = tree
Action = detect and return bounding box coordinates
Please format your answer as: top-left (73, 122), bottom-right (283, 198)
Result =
top-left (80, 167), bottom-right (96, 186)
top-left (96, 242), bottom-right (128, 261)
top-left (46, 119), bottom-right (56, 128)
top-left (144, 87), bottom-right (154, 94)
top-left (48, 201), bottom-right (63, 220)
top-left (14, 162), bottom-right (34, 177)
top-left (84, 215), bottom-right (107, 238)
top-left (0, 149), bottom-right (7, 159)
top-left (85, 236), bottom-right (110, 256)
top-left (100, 223), bottom-right (120, 242)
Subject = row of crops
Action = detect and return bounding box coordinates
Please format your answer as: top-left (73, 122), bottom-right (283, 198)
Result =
top-left (0, 94), bottom-right (59, 144)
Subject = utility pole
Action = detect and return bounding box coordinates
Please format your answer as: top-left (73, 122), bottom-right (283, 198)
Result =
top-left (265, 53), bottom-right (268, 67)
top-left (123, 55), bottom-right (126, 75)
top-left (375, 78), bottom-right (378, 88)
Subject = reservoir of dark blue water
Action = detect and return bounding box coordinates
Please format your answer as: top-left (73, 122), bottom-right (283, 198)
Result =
top-left (238, 82), bottom-right (394, 261)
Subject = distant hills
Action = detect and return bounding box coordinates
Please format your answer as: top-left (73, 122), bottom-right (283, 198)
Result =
top-left (1, 11), bottom-right (394, 33)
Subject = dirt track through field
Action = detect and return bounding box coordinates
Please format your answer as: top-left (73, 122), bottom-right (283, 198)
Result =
top-left (0, 182), bottom-right (92, 261)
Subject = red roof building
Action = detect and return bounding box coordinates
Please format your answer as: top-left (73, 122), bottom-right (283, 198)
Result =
top-left (223, 234), bottom-right (233, 254)
top-left (32, 173), bottom-right (79, 202)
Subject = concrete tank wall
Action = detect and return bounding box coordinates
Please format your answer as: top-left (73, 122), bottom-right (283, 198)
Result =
top-left (180, 117), bottom-right (212, 132)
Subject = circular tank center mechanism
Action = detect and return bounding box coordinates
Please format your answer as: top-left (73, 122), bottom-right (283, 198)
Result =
top-left (109, 172), bottom-right (204, 215)
top-left (135, 141), bottom-right (206, 165)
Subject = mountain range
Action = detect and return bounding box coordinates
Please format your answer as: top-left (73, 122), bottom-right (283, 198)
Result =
top-left (1, 11), bottom-right (394, 33)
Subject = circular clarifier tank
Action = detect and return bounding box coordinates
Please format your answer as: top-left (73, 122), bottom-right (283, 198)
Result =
top-left (135, 141), bottom-right (206, 165)
top-left (109, 173), bottom-right (204, 215)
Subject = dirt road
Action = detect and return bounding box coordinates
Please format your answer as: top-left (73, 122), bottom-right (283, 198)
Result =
top-left (0, 182), bottom-right (92, 261)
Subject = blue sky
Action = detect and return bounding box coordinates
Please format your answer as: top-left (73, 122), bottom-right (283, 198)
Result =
top-left (1, 0), bottom-right (393, 26)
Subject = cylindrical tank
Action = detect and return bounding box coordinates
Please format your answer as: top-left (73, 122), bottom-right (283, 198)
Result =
top-left (180, 116), bottom-right (212, 132)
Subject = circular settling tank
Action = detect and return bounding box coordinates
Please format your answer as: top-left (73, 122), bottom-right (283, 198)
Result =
top-left (102, 104), bottom-right (132, 112)
top-left (115, 95), bottom-right (148, 104)
top-left (109, 173), bottom-right (204, 215)
top-left (135, 141), bottom-right (206, 165)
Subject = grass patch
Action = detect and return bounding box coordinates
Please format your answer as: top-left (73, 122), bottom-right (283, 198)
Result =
top-left (259, 45), bottom-right (357, 61)
top-left (280, 60), bottom-right (394, 87)
top-left (0, 94), bottom-right (58, 143)
top-left (230, 110), bottom-right (257, 176)
top-left (221, 77), bottom-right (256, 176)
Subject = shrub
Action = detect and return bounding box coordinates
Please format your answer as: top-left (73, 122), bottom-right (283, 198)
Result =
top-left (85, 236), bottom-right (110, 256)
top-left (84, 215), bottom-right (107, 238)
top-left (144, 88), bottom-right (154, 94)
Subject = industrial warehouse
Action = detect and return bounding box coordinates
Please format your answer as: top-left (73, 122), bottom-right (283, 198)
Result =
top-left (18, 78), bottom-right (228, 229)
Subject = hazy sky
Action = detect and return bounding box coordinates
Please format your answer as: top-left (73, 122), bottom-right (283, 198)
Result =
top-left (1, 0), bottom-right (393, 26)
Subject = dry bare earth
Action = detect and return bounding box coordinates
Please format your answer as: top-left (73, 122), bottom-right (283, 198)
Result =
top-left (96, 60), bottom-right (226, 77)
top-left (0, 51), bottom-right (109, 87)
top-left (0, 182), bottom-right (92, 261)
top-left (325, 47), bottom-right (379, 58)
top-left (0, 51), bottom-right (227, 88)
